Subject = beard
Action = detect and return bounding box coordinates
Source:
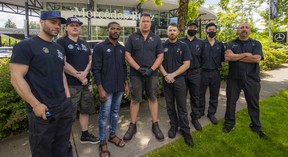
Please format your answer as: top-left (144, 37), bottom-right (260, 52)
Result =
top-left (42, 24), bottom-right (59, 37)
top-left (239, 31), bottom-right (248, 38)
top-left (168, 34), bottom-right (177, 41)
top-left (109, 33), bottom-right (119, 40)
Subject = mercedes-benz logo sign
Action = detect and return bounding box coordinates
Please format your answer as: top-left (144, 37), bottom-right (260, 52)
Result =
top-left (274, 33), bottom-right (285, 42)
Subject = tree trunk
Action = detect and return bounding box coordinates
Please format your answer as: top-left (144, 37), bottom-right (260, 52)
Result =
top-left (178, 0), bottom-right (189, 36)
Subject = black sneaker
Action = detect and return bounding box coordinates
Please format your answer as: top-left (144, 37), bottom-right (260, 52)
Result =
top-left (123, 123), bottom-right (137, 141)
top-left (168, 126), bottom-right (178, 139)
top-left (152, 122), bottom-right (164, 141)
top-left (222, 126), bottom-right (234, 133)
top-left (208, 114), bottom-right (218, 125)
top-left (80, 133), bottom-right (100, 144)
top-left (191, 119), bottom-right (202, 131)
top-left (181, 130), bottom-right (194, 147)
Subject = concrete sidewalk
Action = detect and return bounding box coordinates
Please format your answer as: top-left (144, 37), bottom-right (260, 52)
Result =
top-left (1, 65), bottom-right (288, 157)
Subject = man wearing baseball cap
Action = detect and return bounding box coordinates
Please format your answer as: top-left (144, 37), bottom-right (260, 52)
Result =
top-left (57, 17), bottom-right (100, 147)
top-left (10, 10), bottom-right (74, 156)
top-left (180, 20), bottom-right (204, 131)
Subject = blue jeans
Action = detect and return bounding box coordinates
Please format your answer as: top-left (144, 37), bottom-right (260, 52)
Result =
top-left (98, 92), bottom-right (123, 142)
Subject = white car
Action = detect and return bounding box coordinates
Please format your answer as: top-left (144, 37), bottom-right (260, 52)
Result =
top-left (87, 40), bottom-right (104, 52)
top-left (0, 47), bottom-right (13, 59)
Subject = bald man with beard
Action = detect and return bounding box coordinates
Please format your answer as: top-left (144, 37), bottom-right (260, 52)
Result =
top-left (222, 22), bottom-right (269, 139)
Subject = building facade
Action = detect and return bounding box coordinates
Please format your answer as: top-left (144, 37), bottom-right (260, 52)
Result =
top-left (0, 0), bottom-right (217, 42)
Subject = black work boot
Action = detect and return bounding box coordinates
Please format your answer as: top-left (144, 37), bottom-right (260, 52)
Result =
top-left (123, 123), bottom-right (137, 141)
top-left (191, 119), bottom-right (202, 131)
top-left (181, 130), bottom-right (194, 147)
top-left (152, 121), bottom-right (164, 141)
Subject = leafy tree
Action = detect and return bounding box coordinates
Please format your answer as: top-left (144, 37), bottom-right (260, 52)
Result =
top-left (29, 21), bottom-right (40, 29)
top-left (4, 19), bottom-right (17, 28)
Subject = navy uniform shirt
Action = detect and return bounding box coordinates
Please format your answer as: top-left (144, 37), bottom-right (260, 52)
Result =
top-left (10, 36), bottom-right (67, 112)
top-left (179, 36), bottom-right (204, 70)
top-left (125, 31), bottom-right (163, 76)
top-left (226, 38), bottom-right (264, 81)
top-left (162, 40), bottom-right (192, 77)
top-left (202, 39), bottom-right (225, 70)
top-left (92, 38), bottom-right (127, 93)
top-left (56, 37), bottom-right (91, 86)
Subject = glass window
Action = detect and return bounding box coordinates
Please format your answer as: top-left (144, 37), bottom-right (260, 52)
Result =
top-left (46, 2), bottom-right (61, 10)
top-left (111, 5), bottom-right (123, 13)
top-left (77, 3), bottom-right (88, 10)
top-left (123, 27), bottom-right (135, 42)
top-left (97, 5), bottom-right (111, 12)
top-left (123, 7), bottom-right (136, 14)
top-left (62, 3), bottom-right (75, 11)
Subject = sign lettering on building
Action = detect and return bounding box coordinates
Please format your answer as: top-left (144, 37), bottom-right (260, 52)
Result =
top-left (73, 7), bottom-right (140, 20)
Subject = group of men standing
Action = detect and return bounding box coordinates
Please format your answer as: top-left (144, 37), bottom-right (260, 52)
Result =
top-left (9, 10), bottom-right (268, 157)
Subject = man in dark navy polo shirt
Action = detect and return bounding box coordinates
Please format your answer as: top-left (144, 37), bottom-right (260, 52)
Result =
top-left (199, 23), bottom-right (225, 125)
top-left (180, 20), bottom-right (204, 131)
top-left (92, 22), bottom-right (129, 156)
top-left (223, 22), bottom-right (268, 139)
top-left (124, 12), bottom-right (164, 141)
top-left (10, 11), bottom-right (74, 156)
top-left (56, 17), bottom-right (99, 155)
top-left (159, 23), bottom-right (193, 146)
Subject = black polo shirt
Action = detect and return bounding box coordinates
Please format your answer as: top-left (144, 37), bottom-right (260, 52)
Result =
top-left (125, 31), bottom-right (163, 76)
top-left (92, 38), bottom-right (127, 93)
top-left (56, 37), bottom-right (91, 86)
top-left (202, 39), bottom-right (225, 70)
top-left (162, 40), bottom-right (192, 76)
top-left (179, 36), bottom-right (204, 69)
top-left (10, 36), bottom-right (67, 112)
top-left (226, 38), bottom-right (264, 81)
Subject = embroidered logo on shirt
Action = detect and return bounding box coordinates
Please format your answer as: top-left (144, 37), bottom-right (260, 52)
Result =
top-left (107, 49), bottom-right (111, 52)
top-left (57, 49), bottom-right (64, 60)
top-left (196, 44), bottom-right (200, 51)
top-left (120, 50), bottom-right (123, 53)
top-left (176, 48), bottom-right (182, 55)
top-left (164, 48), bottom-right (168, 53)
top-left (42, 47), bottom-right (49, 53)
top-left (68, 44), bottom-right (74, 49)
top-left (81, 44), bottom-right (88, 51)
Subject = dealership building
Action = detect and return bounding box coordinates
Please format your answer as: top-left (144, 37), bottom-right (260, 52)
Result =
top-left (0, 0), bottom-right (216, 42)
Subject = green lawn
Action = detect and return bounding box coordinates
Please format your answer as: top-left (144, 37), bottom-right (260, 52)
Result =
top-left (144, 90), bottom-right (288, 157)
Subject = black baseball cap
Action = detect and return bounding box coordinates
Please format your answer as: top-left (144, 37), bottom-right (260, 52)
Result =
top-left (66, 17), bottom-right (83, 26)
top-left (186, 20), bottom-right (198, 27)
top-left (40, 11), bottom-right (66, 24)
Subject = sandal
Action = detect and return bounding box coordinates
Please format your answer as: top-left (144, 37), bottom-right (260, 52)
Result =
top-left (99, 142), bottom-right (110, 157)
top-left (108, 135), bottom-right (125, 147)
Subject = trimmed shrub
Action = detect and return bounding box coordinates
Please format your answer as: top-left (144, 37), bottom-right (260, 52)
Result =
top-left (0, 58), bottom-right (27, 139)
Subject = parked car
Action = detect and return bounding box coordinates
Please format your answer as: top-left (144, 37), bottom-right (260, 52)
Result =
top-left (87, 40), bottom-right (104, 52)
top-left (0, 46), bottom-right (13, 59)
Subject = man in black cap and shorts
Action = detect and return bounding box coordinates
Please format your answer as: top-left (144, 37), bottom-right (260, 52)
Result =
top-left (10, 11), bottom-right (74, 156)
top-left (57, 17), bottom-right (99, 145)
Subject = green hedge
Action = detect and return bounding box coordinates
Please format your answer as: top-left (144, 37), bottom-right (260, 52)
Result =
top-left (0, 46), bottom-right (288, 139)
top-left (0, 58), bottom-right (27, 139)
